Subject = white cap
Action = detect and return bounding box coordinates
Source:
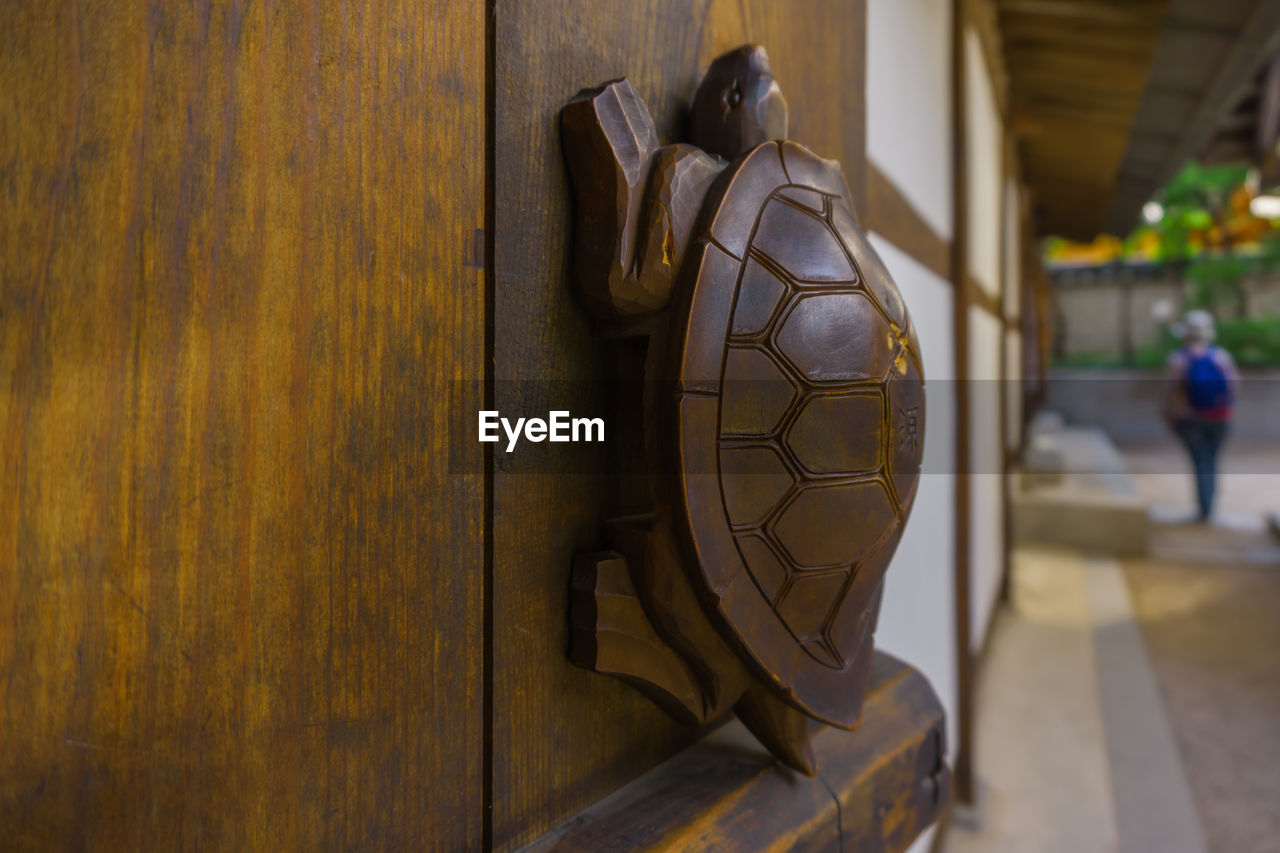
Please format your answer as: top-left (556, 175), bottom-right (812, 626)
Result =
top-left (1182, 309), bottom-right (1216, 343)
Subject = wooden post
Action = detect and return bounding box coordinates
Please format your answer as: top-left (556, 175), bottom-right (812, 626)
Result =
top-left (950, 0), bottom-right (976, 810)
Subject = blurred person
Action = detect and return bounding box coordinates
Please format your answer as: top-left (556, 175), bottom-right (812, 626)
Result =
top-left (1164, 310), bottom-right (1239, 521)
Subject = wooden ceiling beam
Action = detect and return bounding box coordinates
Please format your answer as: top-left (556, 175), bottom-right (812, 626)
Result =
top-left (1004, 34), bottom-right (1156, 52)
top-left (1215, 111), bottom-right (1258, 133)
top-left (997, 0), bottom-right (1167, 25)
top-left (1012, 103), bottom-right (1137, 129)
top-left (993, 0), bottom-right (1187, 239)
top-left (1258, 53), bottom-right (1280, 162)
top-left (1104, 0), bottom-right (1280, 235)
top-left (1015, 90), bottom-right (1147, 108)
top-left (1000, 12), bottom-right (1152, 36)
top-left (1005, 44), bottom-right (1156, 67)
top-left (1200, 138), bottom-right (1257, 163)
top-left (1003, 31), bottom-right (1159, 55)
top-left (1011, 78), bottom-right (1151, 97)
top-left (1013, 114), bottom-right (1134, 133)
top-left (1010, 73), bottom-right (1148, 98)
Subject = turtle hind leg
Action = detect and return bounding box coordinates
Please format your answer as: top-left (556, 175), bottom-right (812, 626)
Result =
top-left (570, 551), bottom-right (707, 726)
top-left (561, 80), bottom-right (667, 319)
top-left (734, 682), bottom-right (818, 776)
top-left (560, 80), bottom-right (724, 322)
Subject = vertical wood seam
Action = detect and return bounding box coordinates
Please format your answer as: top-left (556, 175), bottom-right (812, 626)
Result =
top-left (484, 0), bottom-right (498, 849)
top-left (950, 0), bottom-right (976, 809)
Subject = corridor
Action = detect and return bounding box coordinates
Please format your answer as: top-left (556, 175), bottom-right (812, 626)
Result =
top-left (947, 445), bottom-right (1280, 853)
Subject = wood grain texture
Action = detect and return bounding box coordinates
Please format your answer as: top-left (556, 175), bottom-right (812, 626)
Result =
top-left (0, 1), bottom-right (485, 849)
top-left (493, 1), bottom-right (866, 848)
top-left (519, 654), bottom-right (948, 853)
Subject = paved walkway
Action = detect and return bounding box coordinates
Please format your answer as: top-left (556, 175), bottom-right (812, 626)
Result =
top-left (946, 445), bottom-right (1280, 853)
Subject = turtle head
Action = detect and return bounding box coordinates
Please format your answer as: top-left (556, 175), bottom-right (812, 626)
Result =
top-left (691, 45), bottom-right (788, 161)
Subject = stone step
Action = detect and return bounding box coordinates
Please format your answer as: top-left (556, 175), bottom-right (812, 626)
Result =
top-left (1013, 417), bottom-right (1150, 557)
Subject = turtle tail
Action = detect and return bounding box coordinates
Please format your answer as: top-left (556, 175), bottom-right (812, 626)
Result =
top-left (734, 682), bottom-right (817, 776)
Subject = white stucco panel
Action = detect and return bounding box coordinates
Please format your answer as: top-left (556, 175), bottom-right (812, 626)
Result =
top-left (965, 29), bottom-right (1002, 300)
top-left (870, 234), bottom-right (959, 762)
top-left (867, 0), bottom-right (953, 240)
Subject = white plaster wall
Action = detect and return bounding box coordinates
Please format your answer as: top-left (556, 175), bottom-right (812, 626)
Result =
top-left (1004, 176), bottom-right (1022, 318)
top-left (867, 0), bottom-right (953, 240)
top-left (869, 235), bottom-right (959, 771)
top-left (969, 305), bottom-right (1004, 649)
top-left (965, 29), bottom-right (1002, 299)
top-left (1006, 329), bottom-right (1023, 452)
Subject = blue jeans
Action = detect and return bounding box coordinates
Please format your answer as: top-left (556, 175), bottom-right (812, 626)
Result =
top-left (1173, 419), bottom-right (1229, 519)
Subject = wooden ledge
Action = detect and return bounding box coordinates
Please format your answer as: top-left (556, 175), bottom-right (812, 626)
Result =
top-left (520, 653), bottom-right (950, 852)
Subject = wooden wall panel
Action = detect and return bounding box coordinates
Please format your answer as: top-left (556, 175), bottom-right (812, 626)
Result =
top-left (492, 2), bottom-right (867, 848)
top-left (0, 1), bottom-right (485, 849)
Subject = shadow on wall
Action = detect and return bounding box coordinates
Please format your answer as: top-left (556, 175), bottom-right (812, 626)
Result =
top-left (1044, 368), bottom-right (1280, 445)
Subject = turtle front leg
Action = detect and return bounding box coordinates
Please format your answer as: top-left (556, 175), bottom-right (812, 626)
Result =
top-left (570, 551), bottom-right (707, 725)
top-left (562, 80), bottom-right (722, 321)
top-left (571, 549), bottom-right (821, 776)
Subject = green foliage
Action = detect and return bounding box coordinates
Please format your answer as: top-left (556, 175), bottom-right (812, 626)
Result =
top-left (1184, 254), bottom-right (1249, 314)
top-left (1159, 161), bottom-right (1250, 209)
top-left (1181, 236), bottom-right (1280, 314)
top-left (1051, 161), bottom-right (1280, 369)
top-left (1071, 316), bottom-right (1280, 369)
top-left (1215, 315), bottom-right (1280, 366)
top-left (1151, 161), bottom-right (1250, 263)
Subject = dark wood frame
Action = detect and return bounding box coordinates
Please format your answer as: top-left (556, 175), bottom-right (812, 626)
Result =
top-left (483, 2), bottom-right (499, 848)
top-left (865, 163), bottom-right (953, 282)
top-left (949, 0), bottom-right (976, 810)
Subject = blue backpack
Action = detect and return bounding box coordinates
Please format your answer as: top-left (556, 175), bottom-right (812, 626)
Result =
top-left (1184, 347), bottom-right (1232, 411)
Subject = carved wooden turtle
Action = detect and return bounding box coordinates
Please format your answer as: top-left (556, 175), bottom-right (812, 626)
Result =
top-left (562, 45), bottom-right (925, 775)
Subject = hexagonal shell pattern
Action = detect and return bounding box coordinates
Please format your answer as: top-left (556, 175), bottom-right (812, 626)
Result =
top-left (771, 481), bottom-right (898, 568)
top-left (719, 445), bottom-right (795, 527)
top-left (786, 392), bottom-right (885, 475)
top-left (667, 141), bottom-right (925, 728)
top-left (719, 347), bottom-right (796, 436)
top-left (775, 293), bottom-right (894, 384)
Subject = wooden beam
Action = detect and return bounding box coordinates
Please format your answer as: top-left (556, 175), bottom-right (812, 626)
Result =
top-left (998, 123), bottom-right (1013, 608)
top-left (972, 0), bottom-right (1011, 120)
top-left (1105, 0), bottom-right (1280, 234)
top-left (1008, 68), bottom-right (1150, 94)
top-left (1001, 15), bottom-right (1155, 45)
top-left (1200, 138), bottom-right (1257, 164)
top-left (1013, 90), bottom-right (1143, 116)
top-left (1258, 52), bottom-right (1280, 165)
top-left (866, 162), bottom-right (952, 283)
top-left (998, 0), bottom-right (1166, 25)
top-left (1012, 106), bottom-right (1135, 132)
top-left (970, 277), bottom-right (1003, 319)
top-left (521, 655), bottom-right (949, 853)
top-left (1003, 46), bottom-right (1158, 74)
top-left (951, 0), bottom-right (976, 810)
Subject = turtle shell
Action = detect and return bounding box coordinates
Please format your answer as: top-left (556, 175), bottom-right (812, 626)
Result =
top-left (667, 140), bottom-right (925, 727)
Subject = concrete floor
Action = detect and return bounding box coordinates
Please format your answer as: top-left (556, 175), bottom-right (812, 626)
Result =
top-left (946, 443), bottom-right (1280, 853)
top-left (946, 548), bottom-right (1123, 853)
